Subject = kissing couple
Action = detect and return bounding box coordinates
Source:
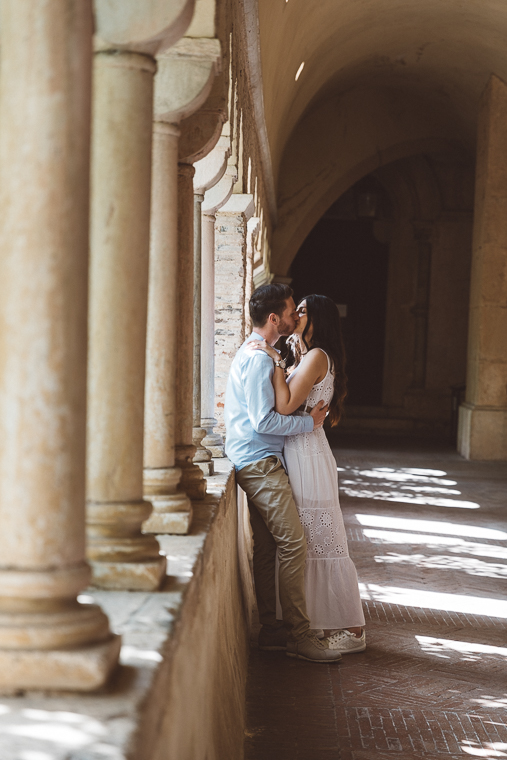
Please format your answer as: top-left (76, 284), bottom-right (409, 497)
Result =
top-left (225, 283), bottom-right (365, 663)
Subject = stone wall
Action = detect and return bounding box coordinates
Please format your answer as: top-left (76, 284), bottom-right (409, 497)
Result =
top-left (150, 470), bottom-right (250, 760)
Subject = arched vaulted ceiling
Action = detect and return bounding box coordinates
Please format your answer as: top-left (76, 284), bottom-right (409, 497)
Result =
top-left (256, 0), bottom-right (507, 274)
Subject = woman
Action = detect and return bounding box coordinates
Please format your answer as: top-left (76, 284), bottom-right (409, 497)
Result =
top-left (251, 294), bottom-right (365, 653)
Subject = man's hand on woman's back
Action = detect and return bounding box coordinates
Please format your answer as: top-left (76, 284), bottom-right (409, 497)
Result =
top-left (310, 400), bottom-right (328, 429)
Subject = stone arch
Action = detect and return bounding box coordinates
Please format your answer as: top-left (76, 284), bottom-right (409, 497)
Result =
top-left (273, 136), bottom-right (465, 277)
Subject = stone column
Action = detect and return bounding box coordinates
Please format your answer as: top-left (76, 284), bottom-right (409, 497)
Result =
top-left (410, 223), bottom-right (433, 388)
top-left (143, 122), bottom-right (193, 534)
top-left (214, 194), bottom-right (255, 435)
top-left (201, 212), bottom-right (225, 456)
top-left (87, 51), bottom-right (166, 588)
top-left (458, 75), bottom-right (507, 460)
top-left (192, 193), bottom-right (214, 475)
top-left (174, 164), bottom-right (207, 499)
top-left (143, 38), bottom-right (222, 518)
top-left (194, 139), bottom-right (234, 458)
top-left (0, 0), bottom-right (120, 690)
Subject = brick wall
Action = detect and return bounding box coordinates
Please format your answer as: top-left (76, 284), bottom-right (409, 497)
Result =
top-left (214, 211), bottom-right (248, 435)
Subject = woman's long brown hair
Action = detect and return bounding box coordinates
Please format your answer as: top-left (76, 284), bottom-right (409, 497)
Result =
top-left (287, 294), bottom-right (347, 426)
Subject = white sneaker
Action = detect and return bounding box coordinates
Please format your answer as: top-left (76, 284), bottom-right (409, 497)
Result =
top-left (326, 629), bottom-right (366, 653)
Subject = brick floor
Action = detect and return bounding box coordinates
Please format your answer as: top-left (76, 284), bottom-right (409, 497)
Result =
top-left (244, 435), bottom-right (507, 760)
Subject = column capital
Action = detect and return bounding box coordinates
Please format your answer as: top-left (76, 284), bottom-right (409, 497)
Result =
top-left (93, 0), bottom-right (195, 57)
top-left (219, 193), bottom-right (255, 220)
top-left (202, 164), bottom-right (238, 214)
top-left (178, 161), bottom-right (195, 179)
top-left (94, 50), bottom-right (157, 73)
top-left (154, 120), bottom-right (180, 138)
top-left (155, 37), bottom-right (221, 122)
top-left (194, 133), bottom-right (231, 194)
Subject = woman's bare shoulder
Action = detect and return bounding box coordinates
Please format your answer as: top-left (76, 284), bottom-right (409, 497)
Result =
top-left (305, 347), bottom-right (328, 365)
top-left (291, 347), bottom-right (327, 381)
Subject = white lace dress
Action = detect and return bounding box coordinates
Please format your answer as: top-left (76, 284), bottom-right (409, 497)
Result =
top-left (281, 351), bottom-right (365, 630)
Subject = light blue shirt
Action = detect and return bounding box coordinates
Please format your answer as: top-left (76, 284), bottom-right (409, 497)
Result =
top-left (224, 332), bottom-right (314, 471)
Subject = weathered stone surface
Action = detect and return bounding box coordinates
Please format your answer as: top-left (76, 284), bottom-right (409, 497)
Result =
top-left (175, 165), bottom-right (207, 500)
top-left (459, 75), bottom-right (507, 460)
top-left (89, 558), bottom-right (167, 593)
top-left (214, 197), bottom-right (254, 434)
top-left (144, 122), bottom-right (193, 532)
top-left (0, 0), bottom-right (118, 689)
top-left (143, 508), bottom-right (193, 535)
top-left (0, 462), bottom-right (250, 760)
top-left (0, 635), bottom-right (121, 693)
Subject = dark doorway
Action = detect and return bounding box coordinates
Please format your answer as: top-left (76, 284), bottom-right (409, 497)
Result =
top-left (289, 180), bottom-right (390, 406)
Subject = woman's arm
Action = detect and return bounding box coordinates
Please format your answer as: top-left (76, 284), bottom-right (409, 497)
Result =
top-left (249, 341), bottom-right (328, 415)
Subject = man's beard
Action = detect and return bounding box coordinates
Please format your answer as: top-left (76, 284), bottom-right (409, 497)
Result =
top-left (277, 318), bottom-right (296, 336)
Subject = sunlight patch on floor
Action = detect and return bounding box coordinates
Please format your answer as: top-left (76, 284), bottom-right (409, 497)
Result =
top-left (359, 583), bottom-right (507, 618)
top-left (356, 514), bottom-right (507, 540)
top-left (375, 553), bottom-right (507, 578)
top-left (416, 635), bottom-right (507, 662)
top-left (339, 465), bottom-right (481, 508)
top-left (461, 741), bottom-right (507, 757)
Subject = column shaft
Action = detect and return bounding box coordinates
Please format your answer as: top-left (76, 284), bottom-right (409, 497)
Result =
top-left (175, 165), bottom-right (206, 499)
top-left (87, 51), bottom-right (166, 587)
top-left (192, 194), bottom-right (214, 474)
top-left (410, 225), bottom-right (433, 389)
top-left (143, 122), bottom-right (193, 534)
top-left (458, 75), bottom-right (507, 460)
top-left (0, 0), bottom-right (119, 690)
top-left (201, 213), bottom-right (225, 456)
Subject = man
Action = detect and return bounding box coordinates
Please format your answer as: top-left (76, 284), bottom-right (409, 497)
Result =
top-left (225, 283), bottom-right (342, 663)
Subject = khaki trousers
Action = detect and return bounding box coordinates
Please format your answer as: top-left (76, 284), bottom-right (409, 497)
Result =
top-left (236, 455), bottom-right (310, 641)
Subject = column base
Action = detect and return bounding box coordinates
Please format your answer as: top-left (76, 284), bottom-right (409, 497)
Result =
top-left (458, 402), bottom-right (507, 460)
top-left (142, 467), bottom-right (192, 534)
top-left (89, 556), bottom-right (167, 591)
top-left (201, 419), bottom-right (225, 458)
top-left (176, 445), bottom-right (206, 500)
top-left (87, 500), bottom-right (167, 589)
top-left (192, 425), bottom-right (214, 467)
top-left (196, 460), bottom-right (214, 476)
top-left (143, 499), bottom-right (193, 534)
top-left (0, 602), bottom-right (111, 650)
top-left (0, 634), bottom-right (121, 693)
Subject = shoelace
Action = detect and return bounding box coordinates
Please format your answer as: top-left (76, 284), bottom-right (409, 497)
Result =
top-left (327, 630), bottom-right (353, 645)
top-left (306, 632), bottom-right (326, 649)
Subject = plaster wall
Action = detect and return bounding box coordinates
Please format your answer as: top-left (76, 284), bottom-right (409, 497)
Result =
top-left (272, 86), bottom-right (464, 275)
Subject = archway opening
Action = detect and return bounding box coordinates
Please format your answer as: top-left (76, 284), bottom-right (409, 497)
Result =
top-left (288, 153), bottom-right (474, 438)
top-left (289, 176), bottom-right (392, 407)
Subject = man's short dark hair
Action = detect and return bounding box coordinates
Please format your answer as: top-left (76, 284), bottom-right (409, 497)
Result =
top-left (249, 283), bottom-right (294, 327)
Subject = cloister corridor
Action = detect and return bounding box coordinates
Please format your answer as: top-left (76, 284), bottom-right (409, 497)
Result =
top-left (245, 435), bottom-right (507, 760)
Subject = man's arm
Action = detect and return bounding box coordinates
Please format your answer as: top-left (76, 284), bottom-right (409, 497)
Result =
top-left (242, 352), bottom-right (315, 436)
